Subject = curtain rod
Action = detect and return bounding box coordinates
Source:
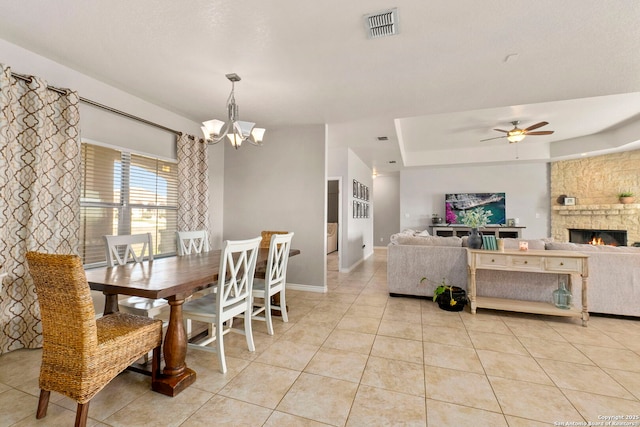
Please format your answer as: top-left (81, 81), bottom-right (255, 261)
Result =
top-left (10, 71), bottom-right (183, 136)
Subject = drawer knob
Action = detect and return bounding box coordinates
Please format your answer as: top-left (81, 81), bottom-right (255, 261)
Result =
top-left (524, 261), bottom-right (528, 264)
top-left (491, 259), bottom-right (495, 262)
top-left (560, 262), bottom-right (564, 266)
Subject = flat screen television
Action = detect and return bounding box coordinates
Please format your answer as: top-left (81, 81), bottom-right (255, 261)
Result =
top-left (445, 192), bottom-right (506, 225)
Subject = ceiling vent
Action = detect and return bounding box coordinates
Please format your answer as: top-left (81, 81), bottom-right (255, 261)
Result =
top-left (377, 136), bottom-right (389, 141)
top-left (364, 8), bottom-right (399, 39)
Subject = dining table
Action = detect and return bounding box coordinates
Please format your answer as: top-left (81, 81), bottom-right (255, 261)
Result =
top-left (85, 247), bottom-right (300, 397)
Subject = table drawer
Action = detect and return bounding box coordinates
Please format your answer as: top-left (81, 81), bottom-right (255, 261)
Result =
top-left (476, 253), bottom-right (508, 268)
top-left (545, 257), bottom-right (581, 272)
top-left (509, 256), bottom-right (544, 270)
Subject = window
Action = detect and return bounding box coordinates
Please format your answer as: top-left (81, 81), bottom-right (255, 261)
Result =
top-left (80, 142), bottom-right (178, 266)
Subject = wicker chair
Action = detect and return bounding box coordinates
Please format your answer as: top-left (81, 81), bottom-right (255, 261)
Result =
top-left (260, 230), bottom-right (289, 249)
top-left (26, 252), bottom-right (163, 427)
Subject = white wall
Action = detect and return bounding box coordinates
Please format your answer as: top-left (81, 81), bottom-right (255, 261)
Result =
top-left (400, 163), bottom-right (550, 239)
top-left (327, 147), bottom-right (374, 271)
top-left (1, 38), bottom-right (225, 247)
top-left (222, 125), bottom-right (327, 290)
top-left (373, 174), bottom-right (400, 246)
top-left (345, 149), bottom-right (374, 269)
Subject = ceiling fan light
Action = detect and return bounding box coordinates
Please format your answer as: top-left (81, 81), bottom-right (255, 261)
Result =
top-left (507, 133), bottom-right (526, 143)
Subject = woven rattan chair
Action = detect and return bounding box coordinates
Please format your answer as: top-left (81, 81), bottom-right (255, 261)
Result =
top-left (26, 252), bottom-right (163, 427)
top-left (252, 232), bottom-right (294, 335)
top-left (259, 230), bottom-right (289, 249)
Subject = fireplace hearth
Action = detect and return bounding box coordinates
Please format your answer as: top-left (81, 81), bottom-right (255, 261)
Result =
top-left (569, 229), bottom-right (627, 246)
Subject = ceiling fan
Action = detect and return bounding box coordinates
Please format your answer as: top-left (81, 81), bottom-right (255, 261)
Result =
top-left (481, 121), bottom-right (554, 143)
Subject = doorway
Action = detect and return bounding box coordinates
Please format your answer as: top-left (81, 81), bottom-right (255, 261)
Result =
top-left (327, 178), bottom-right (341, 271)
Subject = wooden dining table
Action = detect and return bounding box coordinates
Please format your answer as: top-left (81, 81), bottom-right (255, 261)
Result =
top-left (85, 248), bottom-right (300, 397)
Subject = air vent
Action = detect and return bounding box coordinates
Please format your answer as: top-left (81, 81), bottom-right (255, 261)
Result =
top-left (364, 8), bottom-right (398, 39)
top-left (377, 136), bottom-right (389, 141)
top-left (388, 160), bottom-right (397, 164)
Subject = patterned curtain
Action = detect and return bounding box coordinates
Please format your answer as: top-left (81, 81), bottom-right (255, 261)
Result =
top-left (176, 134), bottom-right (210, 238)
top-left (0, 64), bottom-right (81, 353)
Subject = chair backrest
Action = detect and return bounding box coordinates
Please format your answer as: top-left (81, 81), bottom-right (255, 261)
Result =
top-left (176, 230), bottom-right (210, 256)
top-left (217, 237), bottom-right (262, 311)
top-left (260, 230), bottom-right (288, 249)
top-left (265, 232), bottom-right (294, 290)
top-left (103, 233), bottom-right (153, 267)
top-left (26, 252), bottom-right (98, 357)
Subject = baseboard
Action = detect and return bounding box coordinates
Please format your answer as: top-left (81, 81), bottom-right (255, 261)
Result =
top-left (340, 250), bottom-right (374, 273)
top-left (286, 282), bottom-right (327, 293)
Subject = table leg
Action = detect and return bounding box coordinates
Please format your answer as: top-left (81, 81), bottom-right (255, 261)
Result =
top-left (103, 294), bottom-right (119, 315)
top-left (581, 275), bottom-right (589, 327)
top-left (151, 298), bottom-right (196, 396)
top-left (271, 293), bottom-right (289, 317)
top-left (469, 266), bottom-right (477, 314)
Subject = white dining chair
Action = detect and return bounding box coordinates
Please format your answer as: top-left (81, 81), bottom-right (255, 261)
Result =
top-left (103, 233), bottom-right (168, 364)
top-left (252, 232), bottom-right (294, 335)
top-left (176, 230), bottom-right (210, 255)
top-left (103, 234), bottom-right (168, 322)
top-left (182, 236), bottom-right (261, 374)
top-left (176, 230), bottom-right (212, 336)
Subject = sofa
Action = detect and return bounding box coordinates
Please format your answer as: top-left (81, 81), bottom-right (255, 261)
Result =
top-left (387, 230), bottom-right (640, 317)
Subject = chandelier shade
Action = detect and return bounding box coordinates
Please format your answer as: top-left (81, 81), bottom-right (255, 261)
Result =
top-left (201, 73), bottom-right (265, 149)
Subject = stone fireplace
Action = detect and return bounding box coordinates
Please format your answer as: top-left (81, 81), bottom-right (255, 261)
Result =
top-left (550, 149), bottom-right (640, 246)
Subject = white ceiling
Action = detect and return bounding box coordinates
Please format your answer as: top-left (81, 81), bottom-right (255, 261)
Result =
top-left (1, 0), bottom-right (640, 174)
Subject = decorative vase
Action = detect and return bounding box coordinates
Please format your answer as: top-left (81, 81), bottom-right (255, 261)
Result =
top-left (435, 286), bottom-right (467, 312)
top-left (552, 277), bottom-right (572, 309)
top-left (467, 228), bottom-right (483, 249)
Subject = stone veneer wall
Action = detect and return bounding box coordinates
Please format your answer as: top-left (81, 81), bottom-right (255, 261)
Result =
top-left (550, 149), bottom-right (640, 245)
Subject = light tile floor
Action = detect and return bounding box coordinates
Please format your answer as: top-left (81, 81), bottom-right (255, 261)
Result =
top-left (2, 248), bottom-right (640, 426)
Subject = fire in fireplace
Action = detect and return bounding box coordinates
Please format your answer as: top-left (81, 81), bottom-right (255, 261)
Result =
top-left (569, 229), bottom-right (627, 246)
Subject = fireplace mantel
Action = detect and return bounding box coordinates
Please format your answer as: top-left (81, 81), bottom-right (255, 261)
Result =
top-left (552, 204), bottom-right (639, 216)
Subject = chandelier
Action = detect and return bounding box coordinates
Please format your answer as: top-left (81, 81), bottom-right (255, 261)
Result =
top-left (201, 73), bottom-right (265, 149)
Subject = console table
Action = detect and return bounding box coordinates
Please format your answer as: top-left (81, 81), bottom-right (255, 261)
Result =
top-left (431, 226), bottom-right (524, 238)
top-left (467, 249), bottom-right (589, 326)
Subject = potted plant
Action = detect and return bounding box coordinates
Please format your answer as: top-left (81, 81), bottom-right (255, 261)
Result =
top-left (618, 191), bottom-right (635, 204)
top-left (459, 207), bottom-right (492, 249)
top-left (420, 277), bottom-right (467, 312)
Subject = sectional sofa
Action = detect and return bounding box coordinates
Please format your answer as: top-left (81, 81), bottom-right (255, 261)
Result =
top-left (387, 231), bottom-right (640, 317)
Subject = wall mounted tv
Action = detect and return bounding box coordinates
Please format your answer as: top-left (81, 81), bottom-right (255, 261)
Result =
top-left (445, 193), bottom-right (506, 225)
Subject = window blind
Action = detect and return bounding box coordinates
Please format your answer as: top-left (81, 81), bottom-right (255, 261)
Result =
top-left (80, 143), bottom-right (178, 266)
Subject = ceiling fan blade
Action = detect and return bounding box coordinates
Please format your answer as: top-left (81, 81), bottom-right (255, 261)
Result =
top-left (526, 130), bottom-right (554, 136)
top-left (480, 135), bottom-right (507, 142)
top-left (493, 128), bottom-right (509, 133)
top-left (524, 121), bottom-right (548, 132)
